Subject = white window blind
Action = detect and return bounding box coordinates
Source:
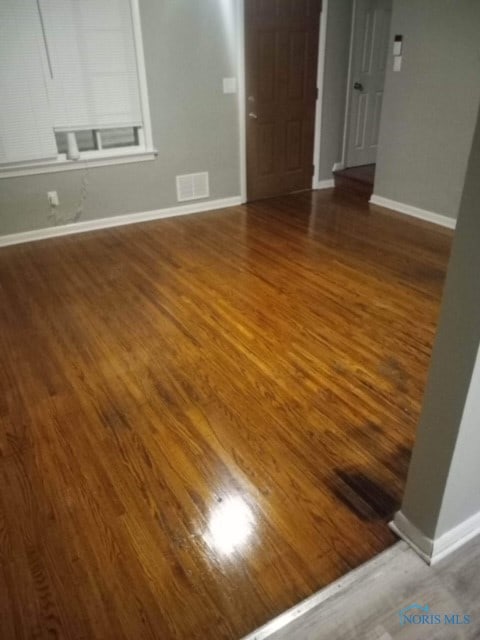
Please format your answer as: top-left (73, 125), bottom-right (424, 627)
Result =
top-left (0, 0), bottom-right (57, 164)
top-left (38, 0), bottom-right (143, 131)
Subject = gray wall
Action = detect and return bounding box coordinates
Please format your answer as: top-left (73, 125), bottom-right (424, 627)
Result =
top-left (374, 0), bottom-right (480, 219)
top-left (318, 0), bottom-right (353, 181)
top-left (399, 102), bottom-right (480, 540)
top-left (5, 0), bottom-right (478, 235)
top-left (437, 347), bottom-right (480, 536)
top-left (0, 0), bottom-right (240, 236)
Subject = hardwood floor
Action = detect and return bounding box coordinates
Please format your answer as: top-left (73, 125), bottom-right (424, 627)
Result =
top-left (0, 190), bottom-right (452, 639)
top-left (333, 164), bottom-right (376, 199)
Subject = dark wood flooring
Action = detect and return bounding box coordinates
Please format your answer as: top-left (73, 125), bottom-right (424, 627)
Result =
top-left (334, 164), bottom-right (376, 199)
top-left (0, 190), bottom-right (452, 639)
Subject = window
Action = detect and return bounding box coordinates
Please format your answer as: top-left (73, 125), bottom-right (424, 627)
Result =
top-left (0, 0), bottom-right (155, 178)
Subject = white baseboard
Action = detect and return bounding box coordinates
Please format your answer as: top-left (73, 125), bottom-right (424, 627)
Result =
top-left (332, 162), bottom-right (344, 172)
top-left (390, 512), bottom-right (434, 564)
top-left (370, 194), bottom-right (457, 230)
top-left (0, 196), bottom-right (242, 248)
top-left (315, 179), bottom-right (335, 189)
top-left (391, 509), bottom-right (480, 565)
top-left (433, 510), bottom-right (480, 563)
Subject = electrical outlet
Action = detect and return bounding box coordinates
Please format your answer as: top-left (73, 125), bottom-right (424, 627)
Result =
top-left (47, 191), bottom-right (59, 207)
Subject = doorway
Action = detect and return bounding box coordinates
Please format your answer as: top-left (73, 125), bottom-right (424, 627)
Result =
top-left (338, 0), bottom-right (392, 193)
top-left (244, 0), bottom-right (322, 202)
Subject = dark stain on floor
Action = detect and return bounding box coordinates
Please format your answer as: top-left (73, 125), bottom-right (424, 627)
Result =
top-left (328, 468), bottom-right (399, 521)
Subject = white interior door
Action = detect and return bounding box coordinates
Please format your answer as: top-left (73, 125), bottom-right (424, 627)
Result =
top-left (345, 0), bottom-right (392, 167)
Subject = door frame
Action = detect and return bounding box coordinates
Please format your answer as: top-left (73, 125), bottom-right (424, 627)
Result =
top-left (338, 0), bottom-right (358, 171)
top-left (236, 0), bottom-right (248, 203)
top-left (236, 0), bottom-right (329, 203)
top-left (313, 0), bottom-right (329, 189)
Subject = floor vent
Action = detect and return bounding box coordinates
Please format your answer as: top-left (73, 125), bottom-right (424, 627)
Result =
top-left (176, 172), bottom-right (210, 202)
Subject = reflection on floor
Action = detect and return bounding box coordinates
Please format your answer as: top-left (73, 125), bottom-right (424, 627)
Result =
top-left (0, 190), bottom-right (452, 639)
top-left (250, 535), bottom-right (480, 640)
top-left (333, 164), bottom-right (376, 199)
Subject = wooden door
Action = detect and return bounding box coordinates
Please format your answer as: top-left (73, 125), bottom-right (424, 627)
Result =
top-left (345, 0), bottom-right (392, 167)
top-left (245, 0), bottom-right (322, 201)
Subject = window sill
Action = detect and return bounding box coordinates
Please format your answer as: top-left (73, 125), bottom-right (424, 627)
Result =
top-left (0, 149), bottom-right (158, 179)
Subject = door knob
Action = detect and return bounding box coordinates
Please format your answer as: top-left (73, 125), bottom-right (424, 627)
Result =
top-left (248, 112), bottom-right (258, 119)
top-left (353, 82), bottom-right (364, 91)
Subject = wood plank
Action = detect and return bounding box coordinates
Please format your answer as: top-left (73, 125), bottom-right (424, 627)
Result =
top-left (0, 190), bottom-right (452, 638)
